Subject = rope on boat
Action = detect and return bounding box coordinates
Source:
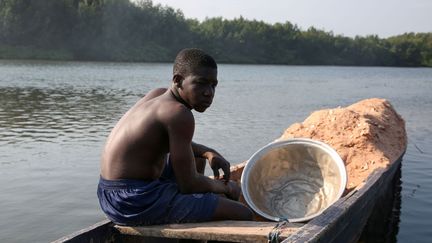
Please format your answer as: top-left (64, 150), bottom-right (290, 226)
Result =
top-left (268, 218), bottom-right (289, 243)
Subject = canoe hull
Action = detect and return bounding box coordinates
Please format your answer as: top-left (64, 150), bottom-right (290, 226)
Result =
top-left (54, 154), bottom-right (403, 243)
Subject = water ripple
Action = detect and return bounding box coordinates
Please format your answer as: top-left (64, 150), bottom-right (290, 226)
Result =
top-left (0, 87), bottom-right (135, 145)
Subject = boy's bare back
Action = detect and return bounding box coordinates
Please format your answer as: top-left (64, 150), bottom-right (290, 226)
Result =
top-left (101, 88), bottom-right (180, 180)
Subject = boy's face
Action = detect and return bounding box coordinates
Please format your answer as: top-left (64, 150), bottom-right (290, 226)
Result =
top-left (179, 66), bottom-right (218, 112)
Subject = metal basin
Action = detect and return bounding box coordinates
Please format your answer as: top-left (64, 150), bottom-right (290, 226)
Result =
top-left (241, 138), bottom-right (347, 222)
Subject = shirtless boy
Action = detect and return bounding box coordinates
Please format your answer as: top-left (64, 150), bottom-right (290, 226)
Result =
top-left (98, 48), bottom-right (253, 225)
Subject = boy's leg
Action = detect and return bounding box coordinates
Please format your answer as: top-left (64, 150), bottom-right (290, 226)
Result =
top-left (211, 197), bottom-right (253, 221)
top-left (195, 157), bottom-right (253, 220)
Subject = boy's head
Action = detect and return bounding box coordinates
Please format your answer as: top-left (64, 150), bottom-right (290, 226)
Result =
top-left (173, 48), bottom-right (217, 78)
top-left (172, 48), bottom-right (218, 113)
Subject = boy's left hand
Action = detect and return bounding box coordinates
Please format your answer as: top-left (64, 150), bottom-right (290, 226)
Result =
top-left (207, 152), bottom-right (231, 182)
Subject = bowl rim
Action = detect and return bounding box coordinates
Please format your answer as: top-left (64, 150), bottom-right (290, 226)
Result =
top-left (240, 138), bottom-right (347, 222)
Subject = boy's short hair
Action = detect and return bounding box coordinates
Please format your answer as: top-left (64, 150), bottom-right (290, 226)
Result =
top-left (173, 48), bottom-right (217, 77)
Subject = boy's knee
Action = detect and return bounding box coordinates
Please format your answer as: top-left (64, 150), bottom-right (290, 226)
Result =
top-left (212, 198), bottom-right (253, 221)
top-left (240, 205), bottom-right (254, 220)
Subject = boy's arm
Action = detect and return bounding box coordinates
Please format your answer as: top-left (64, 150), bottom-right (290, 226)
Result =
top-left (192, 142), bottom-right (231, 181)
top-left (165, 107), bottom-right (236, 198)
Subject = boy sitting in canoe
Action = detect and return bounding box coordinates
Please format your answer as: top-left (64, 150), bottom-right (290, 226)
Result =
top-left (97, 48), bottom-right (253, 225)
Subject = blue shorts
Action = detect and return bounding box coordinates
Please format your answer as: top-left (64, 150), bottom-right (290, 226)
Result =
top-left (97, 158), bottom-right (219, 226)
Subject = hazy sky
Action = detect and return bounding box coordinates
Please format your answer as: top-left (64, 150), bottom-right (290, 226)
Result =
top-left (148, 0), bottom-right (432, 37)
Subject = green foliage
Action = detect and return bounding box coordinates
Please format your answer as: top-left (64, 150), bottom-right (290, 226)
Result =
top-left (0, 44), bottom-right (74, 60)
top-left (0, 0), bottom-right (431, 66)
top-left (387, 33), bottom-right (432, 66)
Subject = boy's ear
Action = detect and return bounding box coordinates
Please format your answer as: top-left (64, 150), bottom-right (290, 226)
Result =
top-left (173, 74), bottom-right (183, 87)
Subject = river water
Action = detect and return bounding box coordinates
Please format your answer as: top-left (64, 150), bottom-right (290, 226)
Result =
top-left (0, 60), bottom-right (431, 242)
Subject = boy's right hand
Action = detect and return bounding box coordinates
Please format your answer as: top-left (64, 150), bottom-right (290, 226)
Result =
top-left (225, 181), bottom-right (241, 201)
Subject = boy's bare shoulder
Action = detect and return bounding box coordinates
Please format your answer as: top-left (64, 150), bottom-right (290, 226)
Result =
top-left (138, 88), bottom-right (194, 130)
top-left (160, 100), bottom-right (194, 125)
top-left (139, 88), bottom-right (168, 104)
top-left (146, 88), bottom-right (167, 99)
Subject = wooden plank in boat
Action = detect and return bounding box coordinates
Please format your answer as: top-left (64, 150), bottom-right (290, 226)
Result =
top-left (115, 220), bottom-right (302, 243)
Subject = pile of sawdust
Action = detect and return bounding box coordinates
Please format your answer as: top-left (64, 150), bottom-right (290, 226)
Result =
top-left (277, 98), bottom-right (407, 191)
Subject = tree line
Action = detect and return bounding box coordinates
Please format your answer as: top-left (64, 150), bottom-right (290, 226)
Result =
top-left (0, 0), bottom-right (431, 66)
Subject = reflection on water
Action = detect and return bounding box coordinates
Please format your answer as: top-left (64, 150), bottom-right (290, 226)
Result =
top-left (0, 87), bottom-right (134, 145)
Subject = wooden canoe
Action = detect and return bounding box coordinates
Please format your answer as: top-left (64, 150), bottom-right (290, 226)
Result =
top-left (53, 151), bottom-right (404, 243)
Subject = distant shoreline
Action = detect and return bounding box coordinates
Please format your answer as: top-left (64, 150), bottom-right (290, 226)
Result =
top-left (1, 45), bottom-right (431, 68)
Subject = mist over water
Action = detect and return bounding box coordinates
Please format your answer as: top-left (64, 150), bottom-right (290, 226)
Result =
top-left (0, 60), bottom-right (431, 242)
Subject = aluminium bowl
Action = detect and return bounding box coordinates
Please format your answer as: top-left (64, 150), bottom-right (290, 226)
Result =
top-left (241, 138), bottom-right (347, 222)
